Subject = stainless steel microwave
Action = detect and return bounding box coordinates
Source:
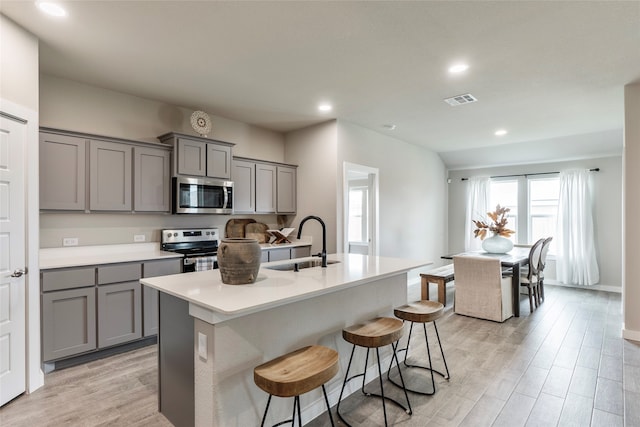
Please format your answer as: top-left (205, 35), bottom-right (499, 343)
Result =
top-left (172, 176), bottom-right (233, 214)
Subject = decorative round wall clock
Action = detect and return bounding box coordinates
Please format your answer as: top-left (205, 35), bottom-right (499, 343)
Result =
top-left (190, 110), bottom-right (212, 137)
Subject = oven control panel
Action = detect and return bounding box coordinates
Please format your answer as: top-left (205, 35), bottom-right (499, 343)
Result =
top-left (161, 228), bottom-right (220, 244)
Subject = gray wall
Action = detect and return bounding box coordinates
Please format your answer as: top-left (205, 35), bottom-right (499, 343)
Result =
top-left (447, 156), bottom-right (623, 289)
top-left (1, 15), bottom-right (39, 110)
top-left (337, 120), bottom-right (448, 268)
top-left (38, 75), bottom-right (286, 248)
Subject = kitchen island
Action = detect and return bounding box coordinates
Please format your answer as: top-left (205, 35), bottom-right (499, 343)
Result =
top-left (141, 253), bottom-right (430, 427)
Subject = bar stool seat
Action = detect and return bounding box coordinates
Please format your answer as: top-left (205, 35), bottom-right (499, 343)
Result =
top-left (389, 300), bottom-right (450, 395)
top-left (254, 345), bottom-right (339, 426)
top-left (337, 317), bottom-right (412, 426)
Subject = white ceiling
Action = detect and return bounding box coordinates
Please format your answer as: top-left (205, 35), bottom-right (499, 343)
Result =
top-left (2, 1), bottom-right (639, 168)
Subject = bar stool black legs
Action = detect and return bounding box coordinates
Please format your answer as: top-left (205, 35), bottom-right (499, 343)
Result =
top-left (337, 317), bottom-right (412, 427)
top-left (388, 300), bottom-right (450, 395)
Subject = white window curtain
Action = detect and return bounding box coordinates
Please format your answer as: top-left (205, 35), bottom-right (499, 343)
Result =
top-left (556, 169), bottom-right (600, 285)
top-left (465, 176), bottom-right (490, 251)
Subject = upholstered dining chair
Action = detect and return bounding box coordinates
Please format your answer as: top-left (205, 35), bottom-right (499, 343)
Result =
top-left (537, 237), bottom-right (553, 303)
top-left (520, 238), bottom-right (544, 313)
top-left (452, 255), bottom-right (513, 322)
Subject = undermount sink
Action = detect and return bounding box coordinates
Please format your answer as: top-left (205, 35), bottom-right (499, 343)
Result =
top-left (265, 259), bottom-right (340, 271)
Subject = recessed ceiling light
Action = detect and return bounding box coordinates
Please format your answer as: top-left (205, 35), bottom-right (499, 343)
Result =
top-left (36, 1), bottom-right (67, 17)
top-left (318, 103), bottom-right (332, 112)
top-left (448, 63), bottom-right (469, 74)
top-left (382, 124), bottom-right (397, 130)
top-left (495, 129), bottom-right (508, 136)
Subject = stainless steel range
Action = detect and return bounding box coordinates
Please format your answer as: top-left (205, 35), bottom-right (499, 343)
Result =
top-left (161, 228), bottom-right (220, 272)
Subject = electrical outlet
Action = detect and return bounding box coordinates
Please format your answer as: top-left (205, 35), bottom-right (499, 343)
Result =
top-left (134, 234), bottom-right (146, 242)
top-left (63, 237), bottom-right (78, 246)
top-left (198, 332), bottom-right (207, 360)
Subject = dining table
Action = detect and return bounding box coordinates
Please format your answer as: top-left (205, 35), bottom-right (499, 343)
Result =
top-left (442, 247), bottom-right (531, 317)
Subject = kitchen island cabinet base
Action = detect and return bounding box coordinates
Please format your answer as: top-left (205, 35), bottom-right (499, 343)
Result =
top-left (158, 273), bottom-right (408, 426)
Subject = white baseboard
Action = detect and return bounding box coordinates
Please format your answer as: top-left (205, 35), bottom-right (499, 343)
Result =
top-left (544, 280), bottom-right (621, 293)
top-left (623, 326), bottom-right (640, 342)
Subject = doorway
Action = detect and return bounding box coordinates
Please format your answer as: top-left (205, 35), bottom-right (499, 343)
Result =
top-left (343, 162), bottom-right (379, 256)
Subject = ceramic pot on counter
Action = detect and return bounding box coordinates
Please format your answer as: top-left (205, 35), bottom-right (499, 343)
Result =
top-left (217, 238), bottom-right (262, 285)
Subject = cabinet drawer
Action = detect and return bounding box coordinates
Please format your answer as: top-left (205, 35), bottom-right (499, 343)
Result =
top-left (143, 259), bottom-right (182, 278)
top-left (268, 248), bottom-right (291, 262)
top-left (97, 263), bottom-right (141, 285)
top-left (42, 267), bottom-right (95, 292)
top-left (291, 246), bottom-right (311, 259)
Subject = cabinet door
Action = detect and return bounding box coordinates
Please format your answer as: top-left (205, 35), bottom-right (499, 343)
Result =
top-left (276, 166), bottom-right (297, 214)
top-left (89, 140), bottom-right (132, 211)
top-left (256, 163), bottom-right (277, 213)
top-left (177, 138), bottom-right (206, 176)
top-left (232, 160), bottom-right (255, 213)
top-left (39, 132), bottom-right (86, 210)
top-left (134, 146), bottom-right (171, 212)
top-left (142, 259), bottom-right (181, 337)
top-left (291, 246), bottom-right (311, 259)
top-left (206, 143), bottom-right (232, 179)
top-left (268, 248), bottom-right (291, 262)
top-left (97, 281), bottom-right (142, 348)
top-left (42, 287), bottom-right (96, 361)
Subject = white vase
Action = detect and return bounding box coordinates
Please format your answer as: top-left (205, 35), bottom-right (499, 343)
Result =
top-left (482, 233), bottom-right (514, 254)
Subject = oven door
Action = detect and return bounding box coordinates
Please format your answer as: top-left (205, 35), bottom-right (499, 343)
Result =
top-left (183, 255), bottom-right (218, 273)
top-left (173, 176), bottom-right (233, 214)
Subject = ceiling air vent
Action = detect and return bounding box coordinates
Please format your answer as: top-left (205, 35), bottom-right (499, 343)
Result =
top-left (444, 93), bottom-right (478, 106)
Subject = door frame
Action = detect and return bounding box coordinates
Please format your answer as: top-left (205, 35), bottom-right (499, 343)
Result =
top-left (343, 162), bottom-right (379, 256)
top-left (0, 98), bottom-right (43, 394)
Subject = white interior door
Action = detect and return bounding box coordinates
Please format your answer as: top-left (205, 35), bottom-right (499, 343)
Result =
top-left (344, 162), bottom-right (379, 256)
top-left (0, 113), bottom-right (27, 406)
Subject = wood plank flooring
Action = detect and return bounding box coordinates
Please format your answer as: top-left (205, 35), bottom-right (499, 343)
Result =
top-left (1, 285), bottom-right (638, 426)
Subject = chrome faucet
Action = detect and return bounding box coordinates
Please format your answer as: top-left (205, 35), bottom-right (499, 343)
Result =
top-left (297, 215), bottom-right (327, 267)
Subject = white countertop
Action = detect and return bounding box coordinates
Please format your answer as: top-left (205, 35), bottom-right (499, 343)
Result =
top-left (40, 243), bottom-right (183, 270)
top-left (141, 253), bottom-right (431, 319)
top-left (258, 240), bottom-right (311, 250)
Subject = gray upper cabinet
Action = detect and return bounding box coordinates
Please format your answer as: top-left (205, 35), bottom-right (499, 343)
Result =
top-left (158, 132), bottom-right (234, 179)
top-left (39, 132), bottom-right (86, 210)
top-left (207, 142), bottom-right (232, 179)
top-left (232, 157), bottom-right (297, 214)
top-left (89, 140), bottom-right (132, 211)
top-left (134, 146), bottom-right (171, 212)
top-left (40, 128), bottom-right (172, 213)
top-left (256, 163), bottom-right (277, 213)
top-left (176, 137), bottom-right (206, 176)
top-left (232, 159), bottom-right (255, 214)
top-left (277, 165), bottom-right (297, 214)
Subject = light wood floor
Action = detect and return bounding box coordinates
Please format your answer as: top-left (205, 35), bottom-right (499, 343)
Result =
top-left (1, 285), bottom-right (638, 427)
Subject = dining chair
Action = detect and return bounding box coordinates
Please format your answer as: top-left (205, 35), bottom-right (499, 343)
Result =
top-left (520, 238), bottom-right (544, 313)
top-left (537, 237), bottom-right (553, 303)
top-left (452, 255), bottom-right (513, 322)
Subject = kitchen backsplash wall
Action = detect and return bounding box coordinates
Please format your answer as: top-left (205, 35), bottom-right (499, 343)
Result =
top-left (39, 213), bottom-right (285, 248)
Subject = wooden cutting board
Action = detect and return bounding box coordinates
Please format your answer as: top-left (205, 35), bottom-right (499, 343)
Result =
top-left (225, 218), bottom-right (256, 238)
top-left (245, 222), bottom-right (269, 243)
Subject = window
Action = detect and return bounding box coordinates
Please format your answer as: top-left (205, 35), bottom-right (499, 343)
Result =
top-left (489, 179), bottom-right (518, 242)
top-left (529, 177), bottom-right (559, 251)
top-left (348, 186), bottom-right (368, 243)
top-left (488, 176), bottom-right (559, 247)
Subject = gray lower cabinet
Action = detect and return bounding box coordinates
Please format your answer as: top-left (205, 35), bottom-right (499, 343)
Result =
top-left (42, 287), bottom-right (97, 362)
top-left (97, 281), bottom-right (142, 348)
top-left (134, 146), bottom-right (171, 212)
top-left (142, 259), bottom-right (181, 337)
top-left (39, 132), bottom-right (86, 210)
top-left (41, 258), bottom-right (179, 363)
top-left (261, 245), bottom-right (311, 262)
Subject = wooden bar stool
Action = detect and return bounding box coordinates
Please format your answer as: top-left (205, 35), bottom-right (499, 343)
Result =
top-left (254, 345), bottom-right (339, 427)
top-left (388, 300), bottom-right (450, 395)
top-left (337, 317), bottom-right (412, 426)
